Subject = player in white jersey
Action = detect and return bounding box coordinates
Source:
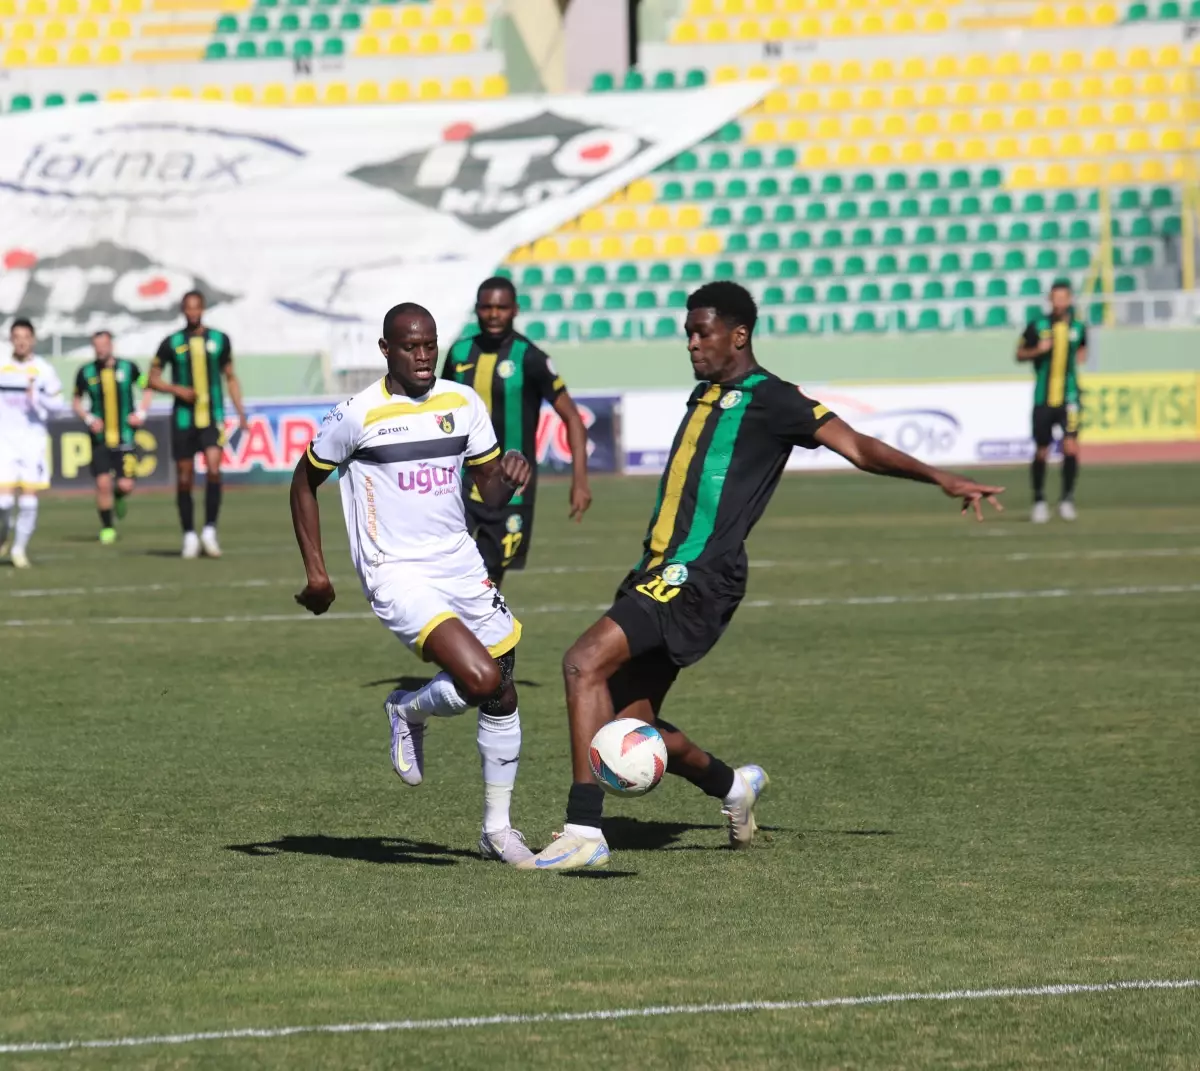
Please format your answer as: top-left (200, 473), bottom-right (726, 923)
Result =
top-left (0, 319), bottom-right (63, 568)
top-left (290, 303), bottom-right (536, 865)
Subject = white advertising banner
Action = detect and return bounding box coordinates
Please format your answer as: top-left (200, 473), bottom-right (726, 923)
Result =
top-left (0, 83), bottom-right (765, 365)
top-left (623, 380), bottom-right (1037, 474)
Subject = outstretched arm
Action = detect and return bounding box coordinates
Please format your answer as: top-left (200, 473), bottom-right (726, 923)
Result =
top-left (552, 392), bottom-right (592, 521)
top-left (814, 417), bottom-right (1005, 521)
top-left (291, 453), bottom-right (336, 614)
top-left (471, 449), bottom-right (532, 509)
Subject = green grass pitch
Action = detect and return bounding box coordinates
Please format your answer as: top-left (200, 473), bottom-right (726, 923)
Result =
top-left (2, 465), bottom-right (1198, 1069)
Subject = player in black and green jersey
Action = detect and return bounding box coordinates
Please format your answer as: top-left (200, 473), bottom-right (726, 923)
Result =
top-left (520, 282), bottom-right (1005, 871)
top-left (72, 331), bottom-right (152, 544)
top-left (148, 290), bottom-right (247, 559)
top-left (1017, 279), bottom-right (1088, 523)
top-left (440, 277), bottom-right (592, 587)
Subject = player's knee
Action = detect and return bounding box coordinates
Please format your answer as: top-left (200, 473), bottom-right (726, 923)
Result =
top-left (458, 659), bottom-right (502, 704)
top-left (117, 478), bottom-right (135, 495)
top-left (562, 641), bottom-right (604, 687)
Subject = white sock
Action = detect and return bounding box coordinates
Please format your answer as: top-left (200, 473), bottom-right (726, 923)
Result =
top-left (0, 493), bottom-right (14, 543)
top-left (404, 672), bottom-right (469, 723)
top-left (12, 494), bottom-right (38, 553)
top-left (722, 770), bottom-right (749, 808)
top-left (478, 710), bottom-right (520, 833)
top-left (564, 822), bottom-right (603, 840)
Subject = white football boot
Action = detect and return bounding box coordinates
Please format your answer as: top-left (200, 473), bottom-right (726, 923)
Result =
top-left (200, 525), bottom-right (222, 558)
top-left (181, 531), bottom-right (201, 558)
top-left (385, 690), bottom-right (424, 786)
top-left (1030, 501), bottom-right (1051, 524)
top-left (723, 765), bottom-right (770, 849)
top-left (1058, 500), bottom-right (1077, 522)
top-left (10, 546), bottom-right (30, 569)
top-left (516, 829), bottom-right (610, 871)
top-left (479, 828), bottom-right (535, 865)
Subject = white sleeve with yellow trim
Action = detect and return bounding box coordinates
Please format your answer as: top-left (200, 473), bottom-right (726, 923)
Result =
top-left (307, 399), bottom-right (360, 471)
top-left (463, 386), bottom-right (500, 468)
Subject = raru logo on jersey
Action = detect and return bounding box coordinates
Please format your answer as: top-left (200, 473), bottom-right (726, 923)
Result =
top-left (348, 112), bottom-right (648, 230)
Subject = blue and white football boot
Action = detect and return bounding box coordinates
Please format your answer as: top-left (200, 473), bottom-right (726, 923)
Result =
top-left (515, 829), bottom-right (610, 871)
top-left (723, 765), bottom-right (770, 848)
top-left (385, 690), bottom-right (424, 787)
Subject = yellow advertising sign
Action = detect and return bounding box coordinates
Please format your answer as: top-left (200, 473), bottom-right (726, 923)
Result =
top-left (1079, 372), bottom-right (1200, 443)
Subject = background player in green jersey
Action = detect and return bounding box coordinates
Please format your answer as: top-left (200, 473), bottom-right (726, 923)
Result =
top-left (1017, 279), bottom-right (1088, 524)
top-left (148, 290), bottom-right (248, 559)
top-left (441, 277), bottom-right (592, 587)
top-left (72, 330), bottom-right (153, 544)
top-left (520, 282), bottom-right (1005, 871)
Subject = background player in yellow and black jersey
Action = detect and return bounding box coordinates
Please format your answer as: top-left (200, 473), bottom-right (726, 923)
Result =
top-left (520, 282), bottom-right (1006, 872)
top-left (441, 276), bottom-right (592, 586)
top-left (72, 330), bottom-right (152, 544)
top-left (1017, 279), bottom-right (1088, 524)
top-left (149, 290), bottom-right (247, 559)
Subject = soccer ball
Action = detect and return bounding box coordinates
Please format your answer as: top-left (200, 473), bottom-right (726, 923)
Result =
top-left (589, 718), bottom-right (668, 797)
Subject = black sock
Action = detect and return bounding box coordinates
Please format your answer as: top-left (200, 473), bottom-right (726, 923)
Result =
top-left (177, 490), bottom-right (194, 533)
top-left (99, 508), bottom-right (113, 528)
top-left (1031, 457), bottom-right (1047, 502)
top-left (114, 487), bottom-right (126, 501)
top-left (565, 782), bottom-right (605, 828)
top-left (684, 754), bottom-right (736, 800)
top-left (204, 480), bottom-right (222, 527)
top-left (1061, 455), bottom-right (1079, 501)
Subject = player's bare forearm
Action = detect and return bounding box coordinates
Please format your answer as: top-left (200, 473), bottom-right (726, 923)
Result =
top-left (148, 367), bottom-right (194, 405)
top-left (290, 459), bottom-right (330, 583)
top-left (225, 369), bottom-right (247, 426)
top-left (554, 393), bottom-right (593, 521)
top-left (472, 450), bottom-right (532, 509)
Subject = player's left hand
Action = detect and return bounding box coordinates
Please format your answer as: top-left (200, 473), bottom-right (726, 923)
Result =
top-left (295, 578), bottom-right (336, 615)
top-left (238, 414), bottom-right (249, 432)
top-left (939, 474), bottom-right (1005, 521)
top-left (500, 450), bottom-right (531, 490)
top-left (128, 412), bottom-right (145, 428)
top-left (568, 480), bottom-right (592, 522)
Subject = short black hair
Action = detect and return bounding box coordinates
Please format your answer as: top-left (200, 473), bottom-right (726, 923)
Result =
top-left (92, 329), bottom-right (112, 340)
top-left (686, 281), bottom-right (758, 335)
top-left (181, 290), bottom-right (205, 306)
top-left (382, 302), bottom-right (434, 339)
top-left (477, 276), bottom-right (517, 302)
top-left (10, 317), bottom-right (35, 335)
top-left (1050, 278), bottom-right (1072, 292)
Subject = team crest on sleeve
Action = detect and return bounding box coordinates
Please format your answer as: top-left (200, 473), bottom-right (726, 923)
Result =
top-left (505, 513), bottom-right (523, 534)
top-left (661, 563), bottom-right (688, 586)
top-left (719, 390), bottom-right (743, 410)
top-left (497, 359), bottom-right (516, 379)
top-left (435, 413), bottom-right (455, 434)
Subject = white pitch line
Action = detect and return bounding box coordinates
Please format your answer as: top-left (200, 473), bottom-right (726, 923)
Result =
top-left (3, 582), bottom-right (1199, 629)
top-left (0, 978), bottom-right (1194, 1055)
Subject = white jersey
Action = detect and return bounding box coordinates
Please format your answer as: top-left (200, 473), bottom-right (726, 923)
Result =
top-left (0, 356), bottom-right (62, 448)
top-left (307, 376), bottom-right (501, 582)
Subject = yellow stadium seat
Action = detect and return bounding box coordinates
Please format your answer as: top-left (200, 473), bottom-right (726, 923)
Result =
top-left (867, 143), bottom-right (893, 164)
top-left (670, 20), bottom-right (700, 43)
top-left (676, 206), bottom-right (702, 229)
top-left (417, 78), bottom-right (442, 100)
top-left (794, 88), bottom-right (818, 109)
top-left (366, 8), bottom-right (390, 30)
top-left (1063, 5), bottom-right (1086, 27)
top-left (868, 59), bottom-right (893, 80)
top-left (1158, 129), bottom-right (1185, 151)
top-left (899, 141), bottom-right (924, 163)
top-left (1027, 51), bottom-right (1052, 75)
top-left (1013, 107), bottom-right (1036, 130)
top-left (630, 235), bottom-right (656, 258)
top-left (118, 0), bottom-right (139, 10)
top-left (979, 110), bottom-right (1002, 133)
top-left (920, 84), bottom-right (946, 107)
top-left (859, 86), bottom-right (884, 109)
top-left (448, 76), bottom-right (473, 99)
top-left (1048, 79), bottom-right (1072, 101)
top-left (1105, 160), bottom-right (1134, 183)
top-left (27, 0), bottom-right (48, 14)
top-left (354, 81), bottom-right (379, 104)
top-left (703, 20), bottom-right (730, 42)
top-left (694, 231), bottom-right (721, 255)
top-left (806, 60), bottom-right (832, 84)
top-left (947, 110), bottom-right (971, 134)
top-left (929, 140), bottom-right (954, 162)
top-left (1110, 101), bottom-right (1135, 124)
top-left (1110, 74), bottom-right (1134, 96)
top-left (354, 33), bottom-right (379, 56)
top-left (923, 10), bottom-right (947, 31)
top-left (783, 118), bottom-right (808, 139)
top-left (1137, 158), bottom-right (1165, 181)
top-left (1042, 162), bottom-right (1068, 184)
top-left (987, 52), bottom-right (1016, 77)
top-left (3, 45), bottom-right (28, 64)
top-left (1044, 105), bottom-right (1069, 128)
top-left (776, 62), bottom-right (800, 83)
top-left (849, 115), bottom-right (875, 137)
top-left (1009, 164), bottom-right (1036, 186)
top-left (199, 85), bottom-right (223, 101)
top-left (984, 81), bottom-right (1009, 104)
top-left (1171, 71), bottom-right (1191, 94)
top-left (58, 0), bottom-right (79, 13)
top-left (1078, 76), bottom-right (1102, 99)
top-left (995, 136), bottom-right (1020, 158)
top-left (448, 31), bottom-right (472, 52)
top-left (831, 13), bottom-right (857, 34)
top-left (416, 32), bottom-right (440, 53)
top-left (168, 85), bottom-right (192, 99)
top-left (953, 83), bottom-right (977, 105)
top-left (95, 42), bottom-right (119, 62)
top-left (579, 209), bottom-right (606, 232)
top-left (66, 42), bottom-right (90, 62)
top-left (1155, 45), bottom-right (1180, 67)
top-left (399, 6), bottom-right (423, 29)
top-left (891, 11), bottom-right (916, 31)
top-left (105, 88), bottom-right (129, 101)
top-left (1128, 47), bottom-right (1151, 69)
top-left (13, 21), bottom-right (34, 41)
top-left (1030, 4), bottom-right (1056, 28)
top-left (960, 139), bottom-right (987, 162)
top-left (688, 0), bottom-right (714, 14)
top-left (1078, 103), bottom-right (1102, 125)
top-left (723, 0), bottom-right (747, 13)
top-left (964, 54), bottom-right (990, 77)
top-left (1073, 161), bottom-right (1100, 184)
top-left (262, 84), bottom-right (286, 106)
top-left (530, 238), bottom-right (560, 262)
top-left (890, 85), bottom-right (916, 108)
top-left (735, 17), bottom-right (759, 39)
top-left (480, 74), bottom-right (507, 97)
top-left (1187, 42), bottom-right (1200, 65)
top-left (1057, 132), bottom-right (1084, 156)
top-left (88, 0), bottom-right (111, 12)
top-left (1123, 130), bottom-right (1150, 152)
top-left (107, 18), bottom-right (130, 37)
top-left (1016, 80), bottom-right (1042, 103)
top-left (862, 12), bottom-right (885, 32)
top-left (626, 178), bottom-right (654, 204)
top-left (76, 18), bottom-right (98, 37)
top-left (795, 13), bottom-right (819, 33)
top-left (662, 234), bottom-right (688, 257)
top-left (1091, 2), bottom-right (1117, 24)
top-left (1059, 51), bottom-right (1083, 73)
top-left (801, 144), bottom-right (829, 167)
top-left (34, 44), bottom-right (59, 63)
top-left (833, 144), bottom-right (860, 166)
top-left (230, 84), bottom-right (253, 104)
top-left (815, 115), bottom-right (840, 138)
top-left (761, 89), bottom-right (788, 113)
top-left (386, 33), bottom-right (409, 55)
top-left (749, 119), bottom-right (778, 142)
top-left (386, 80), bottom-right (410, 102)
top-left (900, 56), bottom-right (924, 79)
top-left (461, 2), bottom-right (485, 26)
top-left (598, 236), bottom-right (623, 258)
top-left (45, 19), bottom-right (67, 39)
top-left (914, 111), bottom-right (939, 134)
top-left (1140, 72), bottom-right (1167, 94)
top-left (430, 6), bottom-right (453, 28)
top-left (1143, 99), bottom-right (1169, 123)
top-left (838, 60), bottom-right (862, 82)
top-left (1089, 131), bottom-right (1116, 154)
top-left (712, 64), bottom-right (739, 83)
top-left (828, 87), bottom-right (852, 110)
top-left (1091, 48), bottom-right (1117, 71)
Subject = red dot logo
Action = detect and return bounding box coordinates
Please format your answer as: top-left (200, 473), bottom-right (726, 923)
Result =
top-left (3, 249), bottom-right (37, 270)
top-left (443, 122), bottom-right (475, 142)
top-left (137, 276), bottom-right (170, 298)
top-left (579, 142), bottom-right (611, 162)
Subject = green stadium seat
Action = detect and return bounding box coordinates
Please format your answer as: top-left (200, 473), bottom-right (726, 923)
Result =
top-left (708, 206), bottom-right (732, 226)
top-left (217, 13), bottom-right (237, 31)
top-left (899, 198), bottom-right (920, 219)
top-left (742, 204), bottom-right (764, 226)
top-left (258, 0), bottom-right (277, 6)
top-left (287, 0), bottom-right (306, 7)
top-left (1117, 189), bottom-right (1141, 210)
top-left (235, 40), bottom-right (258, 58)
top-left (984, 306), bottom-right (1009, 328)
top-left (859, 282), bottom-right (881, 302)
top-left (929, 196), bottom-right (951, 217)
top-left (756, 176), bottom-right (778, 197)
top-left (1021, 193), bottom-right (1046, 213)
top-left (1190, 0), bottom-right (1200, 16)
top-left (851, 227), bottom-right (874, 247)
top-left (1053, 192), bottom-right (1078, 213)
top-left (785, 314), bottom-right (810, 335)
top-left (338, 11), bottom-right (360, 29)
top-left (281, 12), bottom-right (300, 30)
top-left (555, 321), bottom-right (574, 343)
top-left (939, 252), bottom-right (962, 273)
top-left (1157, 0), bottom-right (1180, 15)
top-left (774, 147), bottom-right (797, 167)
top-left (914, 225), bottom-right (937, 244)
top-left (991, 193), bottom-right (1013, 214)
top-left (1039, 221), bottom-right (1061, 241)
top-left (714, 260), bottom-right (737, 279)
top-left (922, 280), bottom-right (945, 300)
top-left (1068, 219), bottom-right (1091, 240)
top-left (726, 233), bottom-right (750, 253)
top-left (604, 292), bottom-right (626, 310)
top-left (541, 292), bottom-right (563, 312)
top-left (264, 40), bottom-right (286, 58)
top-left (494, 267), bottom-right (514, 281)
top-left (653, 316), bottom-right (677, 338)
top-left (623, 70), bottom-right (645, 90)
top-left (693, 179), bottom-right (716, 199)
top-left (616, 263), bottom-right (638, 284)
top-left (653, 70), bottom-right (676, 90)
top-left (917, 170), bottom-right (939, 191)
top-left (844, 255), bottom-right (866, 275)
top-left (977, 222), bottom-right (999, 242)
top-left (985, 278), bottom-right (1008, 297)
top-left (958, 308), bottom-right (977, 329)
top-left (525, 321), bottom-right (548, 341)
top-left (1068, 248), bottom-right (1090, 269)
top-left (948, 169), bottom-right (970, 190)
top-left (852, 173), bottom-right (875, 193)
top-left (805, 202), bottom-right (828, 222)
top-left (778, 258), bottom-right (800, 278)
top-left (1115, 274), bottom-right (1136, 292)
top-left (205, 41), bottom-right (228, 58)
top-left (1036, 249), bottom-right (1059, 270)
top-left (820, 175), bottom-right (843, 195)
top-left (773, 204), bottom-right (796, 224)
top-left (916, 309), bottom-right (941, 331)
top-left (1004, 250), bottom-right (1027, 270)
top-left (762, 286), bottom-right (785, 306)
top-left (827, 284), bottom-right (849, 303)
top-left (890, 281), bottom-right (913, 301)
top-left (793, 285), bottom-right (816, 304)
top-left (1131, 245), bottom-right (1154, 266)
top-left (1109, 218), bottom-right (1123, 238)
top-left (907, 253), bottom-right (930, 273)
top-left (684, 69), bottom-right (706, 88)
top-left (746, 260), bottom-right (768, 279)
top-left (661, 181), bottom-right (684, 202)
top-left (43, 92), bottom-right (64, 106)
top-left (321, 37), bottom-right (343, 56)
top-left (1126, 1), bottom-right (1148, 17)
top-left (885, 171), bottom-right (907, 191)
top-left (979, 168), bottom-right (1002, 189)
top-left (820, 312), bottom-right (843, 333)
top-left (572, 292), bottom-right (594, 311)
top-left (868, 199), bottom-right (890, 219)
top-left (666, 289), bottom-right (687, 308)
top-left (1008, 221), bottom-right (1031, 241)
top-left (971, 250), bottom-right (995, 271)
top-left (521, 267), bottom-right (544, 286)
top-left (789, 175), bottom-right (811, 196)
top-left (680, 262), bottom-right (703, 281)
top-left (1129, 216), bottom-right (1153, 238)
top-left (726, 178), bottom-right (748, 198)
top-left (836, 201), bottom-right (859, 221)
top-left (820, 229), bottom-right (843, 248)
top-left (882, 226), bottom-right (904, 245)
top-left (757, 232), bottom-right (781, 252)
top-left (1087, 303), bottom-right (1104, 325)
top-left (672, 151), bottom-right (699, 172)
top-left (584, 265), bottom-right (606, 284)
top-left (77, 92), bottom-right (99, 103)
top-left (953, 279), bottom-right (976, 299)
top-left (875, 254), bottom-right (898, 274)
top-left (248, 13), bottom-right (269, 31)
top-left (853, 311), bottom-right (877, 333)
top-left (742, 149), bottom-right (764, 170)
top-left (588, 319), bottom-right (612, 341)
top-left (648, 263), bottom-right (671, 283)
top-left (1149, 187), bottom-right (1173, 208)
top-left (946, 223), bottom-right (968, 244)
top-left (1019, 277), bottom-right (1041, 296)
top-left (708, 150), bottom-right (731, 170)
top-left (959, 195), bottom-right (981, 216)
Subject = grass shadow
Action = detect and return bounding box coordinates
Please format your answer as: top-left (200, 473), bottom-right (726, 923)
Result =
top-left (362, 676), bottom-right (542, 690)
top-left (225, 834), bottom-right (476, 866)
top-left (801, 829), bottom-right (896, 837)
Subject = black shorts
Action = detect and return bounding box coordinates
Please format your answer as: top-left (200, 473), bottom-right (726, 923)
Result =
top-left (90, 443), bottom-right (137, 480)
top-left (466, 495), bottom-right (536, 575)
top-left (171, 424), bottom-right (224, 462)
top-left (1032, 404), bottom-right (1080, 448)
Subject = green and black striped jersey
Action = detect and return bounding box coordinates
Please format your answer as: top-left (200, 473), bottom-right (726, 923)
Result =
top-left (74, 358), bottom-right (142, 448)
top-left (152, 327), bottom-right (232, 431)
top-left (639, 369), bottom-right (835, 578)
top-left (441, 330), bottom-right (565, 506)
top-left (1022, 314), bottom-right (1086, 408)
